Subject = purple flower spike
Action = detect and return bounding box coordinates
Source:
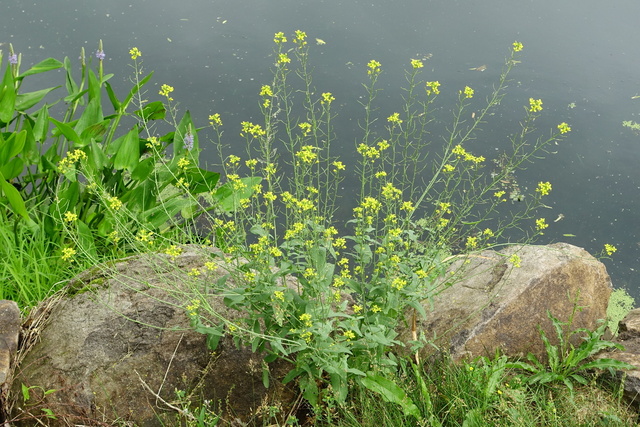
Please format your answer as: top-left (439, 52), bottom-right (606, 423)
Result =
top-left (9, 54), bottom-right (18, 65)
top-left (184, 133), bottom-right (194, 151)
top-left (95, 50), bottom-right (105, 60)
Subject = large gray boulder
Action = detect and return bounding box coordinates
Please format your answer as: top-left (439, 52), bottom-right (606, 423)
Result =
top-left (402, 243), bottom-right (612, 362)
top-left (8, 246), bottom-right (296, 426)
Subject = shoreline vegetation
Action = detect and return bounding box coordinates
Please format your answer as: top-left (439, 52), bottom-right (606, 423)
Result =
top-left (1, 33), bottom-right (637, 425)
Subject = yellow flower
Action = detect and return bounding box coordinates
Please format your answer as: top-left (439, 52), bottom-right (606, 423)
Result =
top-left (332, 161), bottom-right (345, 172)
top-left (129, 47), bottom-right (142, 60)
top-left (353, 304), bottom-right (363, 314)
top-left (466, 236), bottom-right (478, 249)
top-left (187, 268), bottom-right (201, 277)
top-left (295, 145), bottom-right (319, 164)
top-left (177, 157), bottom-right (190, 170)
top-left (557, 122), bottom-right (571, 134)
top-left (509, 253), bottom-right (521, 268)
top-left (426, 81), bottom-right (441, 95)
top-left (159, 84), bottom-right (174, 101)
top-left (343, 330), bottom-right (356, 341)
top-left (513, 41), bottom-right (524, 52)
top-left (165, 245), bottom-right (182, 258)
top-left (260, 85), bottom-right (273, 97)
top-left (61, 247), bottom-right (76, 262)
top-left (535, 181), bottom-right (552, 196)
top-left (273, 32), bottom-right (287, 44)
top-left (108, 196), bottom-right (123, 211)
top-left (64, 211), bottom-right (78, 222)
top-left (273, 291), bottom-right (285, 302)
top-left (463, 86), bottom-right (474, 99)
top-left (294, 30), bottom-right (307, 45)
top-left (529, 98), bottom-right (543, 113)
top-left (535, 218), bottom-right (549, 231)
top-left (277, 53), bottom-right (291, 64)
top-left (604, 244), bottom-right (617, 256)
top-left (387, 112), bottom-right (403, 124)
top-left (401, 201), bottom-right (414, 212)
top-left (443, 164), bottom-right (455, 173)
top-left (208, 113), bottom-right (223, 126)
top-left (321, 92), bottom-right (335, 104)
top-left (411, 59), bottom-right (424, 69)
top-left (371, 304), bottom-right (382, 313)
top-left (299, 313), bottom-right (313, 327)
top-left (367, 60), bottom-right (381, 75)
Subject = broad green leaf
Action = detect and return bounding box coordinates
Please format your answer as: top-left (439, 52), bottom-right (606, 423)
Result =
top-left (185, 167), bottom-right (220, 194)
top-left (0, 67), bottom-right (16, 124)
top-left (113, 126), bottom-right (140, 171)
top-left (32, 103), bottom-right (51, 142)
top-left (1, 157), bottom-right (24, 180)
top-left (87, 140), bottom-right (108, 172)
top-left (0, 130), bottom-right (26, 164)
top-left (75, 97), bottom-right (104, 136)
top-left (0, 170), bottom-right (29, 220)
top-left (63, 56), bottom-right (79, 98)
top-left (134, 100), bottom-right (166, 121)
top-left (361, 374), bottom-right (421, 418)
top-left (76, 220), bottom-right (97, 259)
top-left (174, 110), bottom-right (197, 155)
top-left (16, 58), bottom-right (63, 80)
top-left (131, 156), bottom-right (155, 181)
top-left (87, 69), bottom-right (101, 102)
top-left (49, 117), bottom-right (82, 146)
top-left (104, 81), bottom-right (121, 111)
top-left (15, 86), bottom-right (60, 111)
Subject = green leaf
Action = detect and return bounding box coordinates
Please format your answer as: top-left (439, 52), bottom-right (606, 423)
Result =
top-left (0, 67), bottom-right (16, 124)
top-left (361, 373), bottom-right (421, 418)
top-left (113, 126), bottom-right (140, 172)
top-left (15, 86), bottom-right (60, 111)
top-left (213, 176), bottom-right (261, 212)
top-left (33, 103), bottom-right (51, 142)
top-left (185, 167), bottom-right (220, 194)
top-left (16, 58), bottom-right (63, 80)
top-left (49, 117), bottom-right (82, 146)
top-left (134, 100), bottom-right (166, 121)
top-left (0, 170), bottom-right (29, 220)
top-left (0, 130), bottom-right (26, 164)
top-left (21, 384), bottom-right (30, 402)
top-left (131, 156), bottom-right (155, 181)
top-left (75, 97), bottom-right (104, 136)
top-left (104, 81), bottom-right (121, 111)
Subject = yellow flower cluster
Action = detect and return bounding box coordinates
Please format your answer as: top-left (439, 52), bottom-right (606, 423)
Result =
top-left (332, 161), bottom-right (345, 173)
top-left (604, 244), bottom-right (617, 256)
top-left (165, 245), bottom-right (182, 259)
top-left (58, 149), bottom-right (87, 174)
top-left (426, 81), bottom-right (441, 95)
top-left (411, 59), bottom-right (424, 69)
top-left (209, 113), bottom-right (223, 127)
top-left (321, 92), bottom-right (335, 104)
top-left (463, 86), bottom-right (474, 99)
top-left (298, 122), bottom-right (312, 136)
top-left (466, 236), bottom-right (478, 249)
top-left (387, 112), bottom-right (403, 124)
top-left (177, 157), bottom-right (190, 170)
top-left (535, 218), bottom-right (548, 232)
top-left (61, 247), bottom-right (76, 262)
top-left (281, 191), bottom-right (314, 213)
top-left (159, 84), bottom-right (174, 101)
top-left (367, 60), bottom-right (381, 75)
top-left (108, 196), bottom-right (123, 211)
top-left (240, 121), bottom-right (266, 137)
top-left (277, 53), bottom-right (291, 65)
top-left (129, 47), bottom-right (141, 60)
top-left (274, 32), bottom-right (287, 44)
top-left (294, 30), bottom-right (307, 45)
top-left (513, 41), bottom-right (524, 52)
top-left (509, 253), bottom-right (521, 268)
top-left (64, 211), bottom-right (78, 222)
top-left (452, 144), bottom-right (485, 164)
top-left (535, 181), bottom-right (552, 196)
top-left (529, 98), bottom-right (543, 113)
top-left (186, 299), bottom-right (200, 317)
top-left (557, 122), bottom-right (571, 134)
top-left (381, 182), bottom-right (402, 200)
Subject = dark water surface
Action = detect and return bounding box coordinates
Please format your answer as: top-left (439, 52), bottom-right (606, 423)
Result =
top-left (4, 0), bottom-right (640, 297)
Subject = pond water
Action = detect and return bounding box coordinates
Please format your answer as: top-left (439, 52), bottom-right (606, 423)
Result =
top-left (4, 0), bottom-right (640, 298)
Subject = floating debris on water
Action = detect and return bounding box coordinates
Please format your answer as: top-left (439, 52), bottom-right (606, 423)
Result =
top-left (315, 38), bottom-right (326, 45)
top-left (469, 65), bottom-right (487, 72)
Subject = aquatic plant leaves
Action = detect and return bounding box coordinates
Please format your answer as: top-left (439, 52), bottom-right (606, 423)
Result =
top-left (16, 58), bottom-right (63, 80)
top-left (15, 86), bottom-right (60, 111)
